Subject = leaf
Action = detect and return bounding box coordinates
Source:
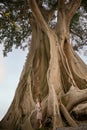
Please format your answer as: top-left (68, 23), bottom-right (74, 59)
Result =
top-left (4, 12), bottom-right (10, 17)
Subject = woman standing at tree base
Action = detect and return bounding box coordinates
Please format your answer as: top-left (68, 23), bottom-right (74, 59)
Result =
top-left (35, 98), bottom-right (43, 128)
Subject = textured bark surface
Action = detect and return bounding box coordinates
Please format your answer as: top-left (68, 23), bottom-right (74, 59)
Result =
top-left (0, 0), bottom-right (87, 130)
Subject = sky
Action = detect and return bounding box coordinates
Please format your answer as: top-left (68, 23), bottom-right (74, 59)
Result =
top-left (0, 45), bottom-right (87, 121)
top-left (0, 45), bottom-right (28, 120)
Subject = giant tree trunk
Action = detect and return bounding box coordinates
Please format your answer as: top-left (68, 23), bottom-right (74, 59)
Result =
top-left (0, 0), bottom-right (87, 130)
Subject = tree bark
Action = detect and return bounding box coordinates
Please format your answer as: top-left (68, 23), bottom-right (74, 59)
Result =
top-left (0, 0), bottom-right (87, 130)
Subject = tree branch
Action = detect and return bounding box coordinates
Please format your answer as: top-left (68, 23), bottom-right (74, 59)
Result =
top-left (29, 0), bottom-right (49, 34)
top-left (66, 0), bottom-right (82, 19)
top-left (36, 0), bottom-right (42, 6)
top-left (58, 0), bottom-right (65, 10)
top-left (38, 1), bottom-right (58, 23)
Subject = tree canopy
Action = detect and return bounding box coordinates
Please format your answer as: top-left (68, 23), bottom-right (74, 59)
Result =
top-left (0, 0), bottom-right (87, 56)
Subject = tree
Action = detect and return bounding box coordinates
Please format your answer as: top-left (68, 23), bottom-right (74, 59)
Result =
top-left (0, 0), bottom-right (87, 130)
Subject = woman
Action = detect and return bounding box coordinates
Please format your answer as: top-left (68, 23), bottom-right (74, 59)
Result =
top-left (35, 98), bottom-right (42, 128)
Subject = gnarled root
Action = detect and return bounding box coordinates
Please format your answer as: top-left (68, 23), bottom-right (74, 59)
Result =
top-left (60, 102), bottom-right (78, 127)
top-left (61, 85), bottom-right (87, 112)
top-left (71, 101), bottom-right (87, 121)
top-left (60, 85), bottom-right (87, 124)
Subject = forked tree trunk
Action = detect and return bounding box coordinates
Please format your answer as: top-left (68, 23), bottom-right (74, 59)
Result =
top-left (0, 0), bottom-right (87, 130)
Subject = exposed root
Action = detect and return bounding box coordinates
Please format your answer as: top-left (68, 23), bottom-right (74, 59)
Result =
top-left (60, 102), bottom-right (78, 127)
top-left (71, 101), bottom-right (87, 121)
top-left (20, 117), bottom-right (34, 130)
top-left (47, 84), bottom-right (63, 129)
top-left (61, 86), bottom-right (87, 112)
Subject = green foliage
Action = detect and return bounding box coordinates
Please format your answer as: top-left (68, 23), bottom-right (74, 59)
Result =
top-left (70, 7), bottom-right (87, 50)
top-left (0, 0), bottom-right (31, 56)
top-left (0, 0), bottom-right (87, 56)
